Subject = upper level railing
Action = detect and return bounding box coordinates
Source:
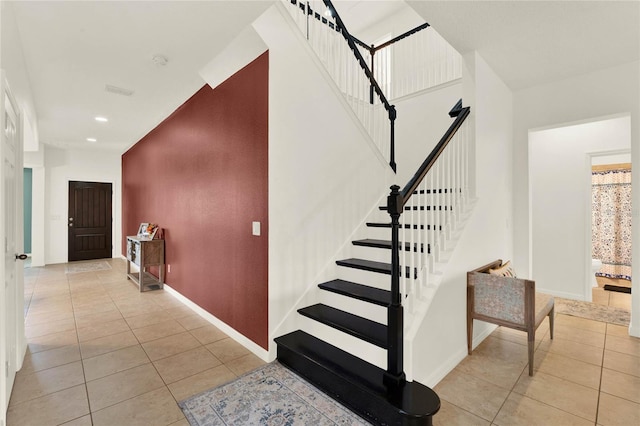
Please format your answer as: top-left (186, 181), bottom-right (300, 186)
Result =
top-left (284, 0), bottom-right (398, 171)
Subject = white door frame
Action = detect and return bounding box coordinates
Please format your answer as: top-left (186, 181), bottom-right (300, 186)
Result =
top-left (0, 72), bottom-right (26, 425)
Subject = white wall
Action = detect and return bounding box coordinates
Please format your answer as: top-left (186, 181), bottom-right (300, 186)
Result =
top-left (254, 4), bottom-right (395, 358)
top-left (394, 81), bottom-right (462, 185)
top-left (529, 116), bottom-right (631, 300)
top-left (412, 52), bottom-right (514, 386)
top-left (513, 61), bottom-right (639, 335)
top-left (44, 146), bottom-right (122, 264)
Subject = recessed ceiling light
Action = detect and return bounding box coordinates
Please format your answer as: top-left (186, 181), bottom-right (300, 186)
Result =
top-left (95, 116), bottom-right (108, 122)
top-left (86, 138), bottom-right (97, 142)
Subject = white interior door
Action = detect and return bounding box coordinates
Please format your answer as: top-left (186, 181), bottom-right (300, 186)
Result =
top-left (1, 74), bottom-right (24, 424)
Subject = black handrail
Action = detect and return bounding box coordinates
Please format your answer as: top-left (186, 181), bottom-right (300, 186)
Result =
top-left (400, 105), bottom-right (470, 205)
top-left (385, 100), bottom-right (470, 387)
top-left (372, 23), bottom-right (431, 53)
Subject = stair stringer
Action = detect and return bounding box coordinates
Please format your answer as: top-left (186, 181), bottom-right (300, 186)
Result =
top-left (267, 191), bottom-right (392, 363)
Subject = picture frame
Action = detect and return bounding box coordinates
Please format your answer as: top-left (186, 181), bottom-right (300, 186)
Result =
top-left (137, 223), bottom-right (159, 240)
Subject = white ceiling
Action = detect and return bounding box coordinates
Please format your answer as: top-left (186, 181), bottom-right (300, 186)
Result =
top-left (407, 1), bottom-right (640, 90)
top-left (9, 0), bottom-right (275, 152)
top-left (8, 1), bottom-right (640, 153)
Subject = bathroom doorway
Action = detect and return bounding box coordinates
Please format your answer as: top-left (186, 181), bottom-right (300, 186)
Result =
top-left (590, 153), bottom-right (632, 309)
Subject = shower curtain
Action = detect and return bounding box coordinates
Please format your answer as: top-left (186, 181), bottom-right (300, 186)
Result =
top-left (592, 166), bottom-right (632, 281)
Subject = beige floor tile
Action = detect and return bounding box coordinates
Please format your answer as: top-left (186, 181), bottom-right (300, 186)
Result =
top-left (552, 323), bottom-right (606, 348)
top-left (74, 309), bottom-right (123, 329)
top-left (554, 314), bottom-right (607, 334)
top-left (79, 330), bottom-right (139, 359)
top-left (433, 400), bottom-right (490, 426)
top-left (20, 344), bottom-right (81, 375)
top-left (175, 314), bottom-right (210, 330)
top-left (607, 323), bottom-right (632, 338)
top-left (605, 334), bottom-right (640, 357)
top-left (168, 364), bottom-right (237, 402)
top-left (24, 318), bottom-right (76, 339)
top-left (60, 415), bottom-right (93, 425)
top-left (115, 300), bottom-right (165, 317)
top-left (225, 353), bottom-right (266, 376)
top-left (533, 349), bottom-right (602, 389)
top-left (9, 361), bottom-right (85, 406)
top-left (603, 349), bottom-right (640, 377)
top-left (25, 309), bottom-right (75, 327)
top-left (592, 288), bottom-right (610, 306)
top-left (512, 370), bottom-right (599, 421)
top-left (6, 384), bottom-right (89, 426)
top-left (597, 392), bottom-right (640, 426)
top-left (454, 353), bottom-right (526, 391)
top-left (493, 392), bottom-right (593, 426)
top-left (86, 363), bottom-right (165, 411)
top-left (537, 335), bottom-right (604, 366)
top-left (141, 331), bottom-right (201, 361)
top-left (166, 305), bottom-right (197, 319)
top-left (83, 345), bottom-right (150, 381)
top-left (125, 310), bottom-right (173, 329)
top-left (27, 329), bottom-right (78, 354)
top-left (205, 337), bottom-right (251, 363)
top-left (132, 319), bottom-right (187, 343)
top-left (433, 370), bottom-right (509, 421)
top-left (76, 318), bottom-right (131, 342)
top-left (490, 325), bottom-right (546, 348)
top-left (608, 292), bottom-right (631, 310)
top-left (153, 345), bottom-right (222, 384)
top-left (92, 387), bottom-right (185, 426)
top-left (72, 301), bottom-right (120, 318)
top-left (189, 324), bottom-right (227, 345)
top-left (601, 368), bottom-right (640, 403)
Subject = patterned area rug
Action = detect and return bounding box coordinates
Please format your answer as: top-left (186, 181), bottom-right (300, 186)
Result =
top-left (179, 362), bottom-right (369, 426)
top-left (65, 261), bottom-right (112, 274)
top-left (556, 298), bottom-right (630, 326)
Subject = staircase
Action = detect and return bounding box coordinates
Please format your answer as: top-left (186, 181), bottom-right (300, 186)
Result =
top-left (274, 1), bottom-right (472, 424)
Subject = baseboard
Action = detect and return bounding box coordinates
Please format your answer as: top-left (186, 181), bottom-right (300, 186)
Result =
top-left (163, 284), bottom-right (271, 362)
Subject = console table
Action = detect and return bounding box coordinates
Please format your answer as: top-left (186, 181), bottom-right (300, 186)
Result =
top-left (126, 236), bottom-right (165, 291)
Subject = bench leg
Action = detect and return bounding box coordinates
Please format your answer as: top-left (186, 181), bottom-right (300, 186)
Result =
top-left (528, 332), bottom-right (535, 376)
top-left (549, 306), bottom-right (555, 340)
top-left (467, 318), bottom-right (473, 355)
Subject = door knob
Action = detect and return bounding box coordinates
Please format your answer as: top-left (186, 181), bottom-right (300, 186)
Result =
top-left (15, 254), bottom-right (27, 260)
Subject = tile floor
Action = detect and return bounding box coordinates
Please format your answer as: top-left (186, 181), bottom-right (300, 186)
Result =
top-left (9, 259), bottom-right (266, 425)
top-left (8, 259), bottom-right (639, 425)
top-left (434, 281), bottom-right (637, 426)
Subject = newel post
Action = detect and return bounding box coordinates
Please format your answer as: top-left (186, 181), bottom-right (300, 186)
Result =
top-left (385, 185), bottom-right (406, 387)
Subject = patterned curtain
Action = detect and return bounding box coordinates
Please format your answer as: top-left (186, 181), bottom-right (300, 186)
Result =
top-left (592, 167), bottom-right (632, 280)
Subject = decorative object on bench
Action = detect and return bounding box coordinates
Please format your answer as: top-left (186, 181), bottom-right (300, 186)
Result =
top-left (467, 259), bottom-right (554, 376)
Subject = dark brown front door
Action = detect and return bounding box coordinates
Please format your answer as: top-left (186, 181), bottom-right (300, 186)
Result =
top-left (68, 181), bottom-right (112, 261)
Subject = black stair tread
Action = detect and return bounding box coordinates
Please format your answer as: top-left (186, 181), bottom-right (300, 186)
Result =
top-left (337, 258), bottom-right (391, 274)
top-left (379, 205), bottom-right (452, 211)
top-left (298, 304), bottom-right (387, 348)
top-left (275, 330), bottom-right (440, 424)
top-left (336, 258), bottom-right (417, 279)
top-left (366, 222), bottom-right (441, 230)
top-left (353, 238), bottom-right (428, 253)
top-left (318, 279), bottom-right (390, 306)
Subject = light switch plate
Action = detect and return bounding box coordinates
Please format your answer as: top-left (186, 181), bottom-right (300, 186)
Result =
top-left (252, 221), bottom-right (261, 236)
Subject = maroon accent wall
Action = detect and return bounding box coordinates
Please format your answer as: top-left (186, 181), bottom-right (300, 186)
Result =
top-left (122, 52), bottom-right (269, 349)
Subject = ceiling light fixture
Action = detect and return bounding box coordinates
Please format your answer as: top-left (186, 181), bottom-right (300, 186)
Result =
top-left (95, 116), bottom-right (108, 122)
top-left (86, 138), bottom-right (97, 142)
top-left (152, 54), bottom-right (169, 67)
